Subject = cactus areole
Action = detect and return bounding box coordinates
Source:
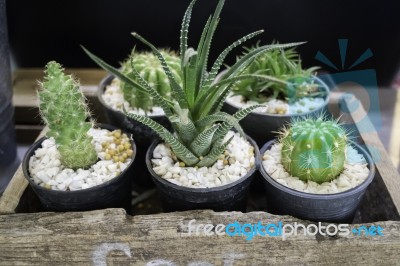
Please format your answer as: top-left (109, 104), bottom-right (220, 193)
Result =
top-left (280, 117), bottom-right (347, 184)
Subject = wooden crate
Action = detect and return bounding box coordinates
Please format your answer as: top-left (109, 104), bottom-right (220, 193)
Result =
top-left (1, 70), bottom-right (400, 265)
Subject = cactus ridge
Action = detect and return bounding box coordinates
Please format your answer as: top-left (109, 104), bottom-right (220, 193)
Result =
top-left (39, 61), bottom-right (98, 169)
top-left (280, 116), bottom-right (347, 183)
top-left (121, 50), bottom-right (181, 112)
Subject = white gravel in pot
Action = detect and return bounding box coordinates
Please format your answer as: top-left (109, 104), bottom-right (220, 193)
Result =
top-left (103, 78), bottom-right (164, 116)
top-left (151, 131), bottom-right (255, 188)
top-left (226, 94), bottom-right (325, 115)
top-left (28, 128), bottom-right (133, 191)
top-left (262, 143), bottom-right (370, 194)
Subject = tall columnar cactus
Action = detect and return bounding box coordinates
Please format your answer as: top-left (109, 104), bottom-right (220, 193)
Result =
top-left (121, 50), bottom-right (182, 112)
top-left (38, 61), bottom-right (98, 169)
top-left (280, 116), bottom-right (347, 183)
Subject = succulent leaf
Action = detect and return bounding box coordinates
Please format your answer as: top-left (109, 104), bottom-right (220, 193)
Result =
top-left (126, 112), bottom-right (199, 166)
top-left (231, 43), bottom-right (323, 103)
top-left (180, 0), bottom-right (197, 69)
top-left (195, 112), bottom-right (244, 137)
top-left (121, 49), bottom-right (181, 112)
top-left (131, 32), bottom-right (188, 109)
top-left (202, 30), bottom-right (264, 90)
top-left (196, 136), bottom-right (233, 167)
top-left (190, 125), bottom-right (218, 157)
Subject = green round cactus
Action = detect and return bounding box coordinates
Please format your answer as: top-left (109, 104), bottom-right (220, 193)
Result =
top-left (280, 117), bottom-right (347, 183)
top-left (121, 50), bottom-right (182, 112)
top-left (39, 61), bottom-right (97, 170)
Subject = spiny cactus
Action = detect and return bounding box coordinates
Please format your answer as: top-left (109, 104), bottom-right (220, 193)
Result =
top-left (231, 43), bottom-right (322, 104)
top-left (120, 50), bottom-right (182, 112)
top-left (279, 116), bottom-right (347, 184)
top-left (84, 0), bottom-right (301, 167)
top-left (38, 61), bottom-right (98, 169)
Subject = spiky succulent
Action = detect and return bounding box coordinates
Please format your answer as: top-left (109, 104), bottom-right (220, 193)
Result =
top-left (38, 61), bottom-right (97, 169)
top-left (231, 43), bottom-right (322, 103)
top-left (83, 0), bottom-right (301, 167)
top-left (120, 49), bottom-right (181, 112)
top-left (279, 116), bottom-right (348, 184)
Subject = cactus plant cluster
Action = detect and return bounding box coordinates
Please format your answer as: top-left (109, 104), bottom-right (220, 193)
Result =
top-left (279, 116), bottom-right (347, 184)
top-left (231, 44), bottom-right (322, 104)
top-left (84, 0), bottom-right (301, 167)
top-left (38, 61), bottom-right (98, 170)
top-left (120, 50), bottom-right (182, 112)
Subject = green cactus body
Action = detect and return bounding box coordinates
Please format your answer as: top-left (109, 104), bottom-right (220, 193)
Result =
top-left (280, 117), bottom-right (347, 183)
top-left (39, 61), bottom-right (97, 170)
top-left (121, 50), bottom-right (181, 112)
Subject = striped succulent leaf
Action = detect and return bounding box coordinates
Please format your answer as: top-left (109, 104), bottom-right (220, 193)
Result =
top-left (196, 136), bottom-right (233, 167)
top-left (83, 0), bottom-right (300, 167)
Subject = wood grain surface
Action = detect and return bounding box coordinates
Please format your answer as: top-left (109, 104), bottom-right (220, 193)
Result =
top-left (0, 208), bottom-right (399, 265)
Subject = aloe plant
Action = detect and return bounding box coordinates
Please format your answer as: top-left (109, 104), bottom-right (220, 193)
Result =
top-left (231, 43), bottom-right (322, 104)
top-left (83, 0), bottom-right (302, 167)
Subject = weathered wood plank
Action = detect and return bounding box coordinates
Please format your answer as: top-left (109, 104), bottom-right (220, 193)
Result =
top-left (0, 209), bottom-right (399, 265)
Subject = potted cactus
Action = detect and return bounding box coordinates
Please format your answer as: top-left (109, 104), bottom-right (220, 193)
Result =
top-left (99, 49), bottom-right (181, 141)
top-left (98, 49), bottom-right (181, 187)
top-left (223, 44), bottom-right (330, 145)
top-left (22, 61), bottom-right (136, 211)
top-left (83, 0), bottom-right (301, 211)
top-left (259, 116), bottom-right (375, 222)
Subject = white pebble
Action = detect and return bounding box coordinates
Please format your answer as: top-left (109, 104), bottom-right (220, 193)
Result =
top-left (28, 129), bottom-right (132, 191)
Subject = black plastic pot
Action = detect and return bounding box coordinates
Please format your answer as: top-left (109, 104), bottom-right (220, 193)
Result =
top-left (259, 139), bottom-right (375, 223)
top-left (22, 124), bottom-right (136, 212)
top-left (98, 75), bottom-right (171, 188)
top-left (222, 76), bottom-right (331, 147)
top-left (146, 135), bottom-right (260, 212)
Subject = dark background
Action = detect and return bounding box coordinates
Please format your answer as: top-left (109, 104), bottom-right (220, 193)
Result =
top-left (6, 0), bottom-right (400, 86)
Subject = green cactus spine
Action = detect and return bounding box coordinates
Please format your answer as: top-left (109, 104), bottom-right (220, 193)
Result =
top-left (39, 61), bottom-right (97, 170)
top-left (121, 50), bottom-right (181, 112)
top-left (280, 116), bottom-right (347, 183)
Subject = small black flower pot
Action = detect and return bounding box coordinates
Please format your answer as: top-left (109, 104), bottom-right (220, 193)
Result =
top-left (22, 124), bottom-right (136, 212)
top-left (259, 139), bottom-right (375, 223)
top-left (98, 75), bottom-right (172, 188)
top-left (222, 77), bottom-right (330, 147)
top-left (146, 135), bottom-right (260, 212)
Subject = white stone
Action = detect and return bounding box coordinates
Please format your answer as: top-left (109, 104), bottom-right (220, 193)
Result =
top-left (226, 93), bottom-right (326, 115)
top-left (28, 128), bottom-right (132, 191)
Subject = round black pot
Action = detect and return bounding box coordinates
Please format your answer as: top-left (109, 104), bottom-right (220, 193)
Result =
top-left (22, 124), bottom-right (136, 212)
top-left (222, 77), bottom-right (330, 147)
top-left (98, 75), bottom-right (171, 187)
top-left (146, 135), bottom-right (260, 212)
top-left (259, 139), bottom-right (375, 223)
